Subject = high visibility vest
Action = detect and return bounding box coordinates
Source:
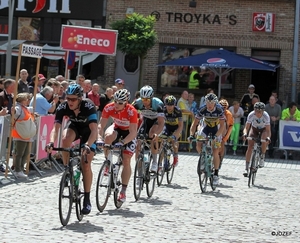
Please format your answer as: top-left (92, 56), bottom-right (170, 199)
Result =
top-left (189, 70), bottom-right (199, 89)
top-left (12, 105), bottom-right (34, 140)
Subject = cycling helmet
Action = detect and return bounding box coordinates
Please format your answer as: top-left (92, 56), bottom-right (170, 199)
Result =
top-left (66, 84), bottom-right (83, 97)
top-left (204, 93), bottom-right (218, 103)
top-left (219, 99), bottom-right (229, 109)
top-left (164, 95), bottom-right (176, 106)
top-left (114, 89), bottom-right (130, 102)
top-left (254, 102), bottom-right (265, 110)
top-left (140, 85), bottom-right (154, 99)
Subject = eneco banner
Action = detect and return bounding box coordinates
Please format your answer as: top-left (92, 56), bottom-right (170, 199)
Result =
top-left (279, 120), bottom-right (300, 150)
top-left (60, 25), bottom-right (118, 55)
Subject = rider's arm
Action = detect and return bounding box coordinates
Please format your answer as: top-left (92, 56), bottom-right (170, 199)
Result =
top-left (122, 123), bottom-right (138, 144)
top-left (216, 119), bottom-right (225, 137)
top-left (190, 117), bottom-right (200, 136)
top-left (154, 116), bottom-right (165, 135)
top-left (49, 122), bottom-right (61, 143)
top-left (98, 117), bottom-right (108, 139)
top-left (174, 120), bottom-right (183, 139)
top-left (265, 124), bottom-right (271, 139)
top-left (243, 123), bottom-right (251, 136)
top-left (87, 122), bottom-right (98, 147)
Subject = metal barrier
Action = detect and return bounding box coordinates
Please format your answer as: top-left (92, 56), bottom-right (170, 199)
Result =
top-left (178, 112), bottom-right (193, 150)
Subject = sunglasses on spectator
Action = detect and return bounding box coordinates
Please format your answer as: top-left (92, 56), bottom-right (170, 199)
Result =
top-left (66, 97), bottom-right (79, 102)
top-left (114, 100), bottom-right (125, 105)
top-left (141, 98), bottom-right (151, 102)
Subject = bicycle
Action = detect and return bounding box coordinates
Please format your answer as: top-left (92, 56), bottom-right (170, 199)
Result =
top-left (246, 133), bottom-right (266, 187)
top-left (157, 135), bottom-right (175, 186)
top-left (95, 143), bottom-right (124, 212)
top-left (133, 135), bottom-right (156, 201)
top-left (48, 145), bottom-right (84, 226)
top-left (196, 134), bottom-right (217, 193)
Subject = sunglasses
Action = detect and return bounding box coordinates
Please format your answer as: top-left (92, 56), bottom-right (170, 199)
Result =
top-left (66, 97), bottom-right (79, 102)
top-left (141, 98), bottom-right (151, 102)
top-left (114, 100), bottom-right (125, 105)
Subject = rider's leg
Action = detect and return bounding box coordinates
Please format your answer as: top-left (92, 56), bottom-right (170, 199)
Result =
top-left (103, 124), bottom-right (117, 158)
top-left (61, 128), bottom-right (76, 166)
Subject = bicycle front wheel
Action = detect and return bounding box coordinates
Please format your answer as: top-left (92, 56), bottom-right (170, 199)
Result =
top-left (157, 151), bottom-right (165, 186)
top-left (248, 152), bottom-right (258, 187)
top-left (58, 170), bottom-right (73, 226)
top-left (96, 161), bottom-right (111, 212)
top-left (133, 158), bottom-right (143, 201)
top-left (113, 164), bottom-right (123, 209)
top-left (75, 172), bottom-right (84, 221)
top-left (197, 154), bottom-right (208, 193)
top-left (166, 153), bottom-right (175, 184)
top-left (146, 156), bottom-right (156, 198)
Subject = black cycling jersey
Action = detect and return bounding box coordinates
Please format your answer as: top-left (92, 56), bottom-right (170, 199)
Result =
top-left (163, 106), bottom-right (182, 128)
top-left (55, 99), bottom-right (98, 126)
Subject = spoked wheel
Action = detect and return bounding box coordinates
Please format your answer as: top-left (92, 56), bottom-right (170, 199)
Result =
top-left (248, 154), bottom-right (258, 187)
top-left (96, 161), bottom-right (111, 212)
top-left (210, 166), bottom-right (217, 191)
top-left (75, 172), bottom-right (84, 221)
top-left (58, 171), bottom-right (73, 226)
top-left (146, 156), bottom-right (156, 198)
top-left (133, 158), bottom-right (143, 201)
top-left (197, 154), bottom-right (208, 193)
top-left (114, 165), bottom-right (123, 209)
top-left (157, 151), bottom-right (165, 186)
top-left (166, 153), bottom-right (175, 184)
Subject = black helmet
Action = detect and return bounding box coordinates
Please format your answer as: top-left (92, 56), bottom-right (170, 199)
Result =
top-left (254, 102), bottom-right (265, 110)
top-left (66, 84), bottom-right (83, 97)
top-left (164, 95), bottom-right (176, 106)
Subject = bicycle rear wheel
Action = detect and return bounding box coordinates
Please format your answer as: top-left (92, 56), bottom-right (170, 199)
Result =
top-left (114, 165), bottom-right (123, 209)
top-left (248, 152), bottom-right (258, 187)
top-left (210, 167), bottom-right (217, 191)
top-left (157, 151), bottom-right (165, 186)
top-left (197, 154), bottom-right (208, 193)
top-left (75, 172), bottom-right (84, 221)
top-left (133, 158), bottom-right (143, 201)
top-left (166, 153), bottom-right (175, 184)
top-left (96, 161), bottom-right (111, 212)
top-left (146, 156), bottom-right (156, 198)
top-left (58, 170), bottom-right (73, 226)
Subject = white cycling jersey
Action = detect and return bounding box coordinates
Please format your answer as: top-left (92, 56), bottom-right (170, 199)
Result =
top-left (246, 111), bottom-right (270, 129)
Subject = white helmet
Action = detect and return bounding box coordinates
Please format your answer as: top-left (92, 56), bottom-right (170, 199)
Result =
top-left (140, 85), bottom-right (154, 98)
top-left (114, 89), bottom-right (130, 102)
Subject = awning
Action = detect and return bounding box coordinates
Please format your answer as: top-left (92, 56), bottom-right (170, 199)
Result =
top-left (0, 40), bottom-right (26, 50)
top-left (82, 53), bottom-right (99, 65)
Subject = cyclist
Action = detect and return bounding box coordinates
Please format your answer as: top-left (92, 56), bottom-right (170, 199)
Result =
top-left (45, 84), bottom-right (98, 215)
top-left (161, 95), bottom-right (183, 167)
top-left (219, 99), bottom-right (234, 164)
top-left (242, 102), bottom-right (271, 177)
top-left (133, 85), bottom-right (165, 172)
top-left (97, 89), bottom-right (138, 203)
top-left (188, 93), bottom-right (225, 186)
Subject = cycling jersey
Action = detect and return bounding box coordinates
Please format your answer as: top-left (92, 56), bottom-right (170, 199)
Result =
top-left (246, 110), bottom-right (270, 129)
top-left (101, 103), bottom-right (138, 130)
top-left (55, 99), bottom-right (98, 126)
top-left (133, 97), bottom-right (164, 120)
top-left (196, 103), bottom-right (224, 127)
top-left (163, 106), bottom-right (182, 127)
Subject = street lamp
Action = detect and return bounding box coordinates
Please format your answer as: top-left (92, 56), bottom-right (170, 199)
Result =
top-left (5, 0), bottom-right (15, 78)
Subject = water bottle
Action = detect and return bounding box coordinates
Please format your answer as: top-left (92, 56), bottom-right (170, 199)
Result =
top-left (206, 155), bottom-right (212, 175)
top-left (73, 168), bottom-right (81, 186)
top-left (144, 152), bottom-right (150, 168)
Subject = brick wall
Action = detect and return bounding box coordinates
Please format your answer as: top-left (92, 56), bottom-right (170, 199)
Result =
top-left (104, 0), bottom-right (297, 104)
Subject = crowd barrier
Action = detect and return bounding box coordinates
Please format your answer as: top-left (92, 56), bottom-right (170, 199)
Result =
top-left (279, 120), bottom-right (300, 151)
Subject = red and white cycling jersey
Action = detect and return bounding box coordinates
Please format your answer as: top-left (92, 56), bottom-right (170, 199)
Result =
top-left (102, 103), bottom-right (138, 130)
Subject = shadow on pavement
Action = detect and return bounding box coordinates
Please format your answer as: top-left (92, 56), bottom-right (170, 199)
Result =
top-left (104, 208), bottom-right (145, 218)
top-left (133, 197), bottom-right (172, 206)
top-left (252, 184), bottom-right (276, 191)
top-left (52, 220), bottom-right (103, 233)
top-left (159, 183), bottom-right (189, 190)
top-left (201, 190), bottom-right (234, 199)
top-left (219, 175), bottom-right (239, 181)
top-left (217, 183), bottom-right (233, 189)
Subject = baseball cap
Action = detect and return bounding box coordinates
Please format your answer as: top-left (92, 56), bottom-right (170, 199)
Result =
top-left (115, 78), bottom-right (125, 85)
top-left (248, 84), bottom-right (255, 89)
top-left (38, 74), bottom-right (46, 80)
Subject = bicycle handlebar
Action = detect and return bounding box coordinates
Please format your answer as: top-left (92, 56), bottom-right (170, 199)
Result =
top-left (48, 147), bottom-right (88, 163)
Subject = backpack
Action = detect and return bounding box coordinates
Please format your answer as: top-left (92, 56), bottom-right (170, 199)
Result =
top-left (14, 107), bottom-right (37, 139)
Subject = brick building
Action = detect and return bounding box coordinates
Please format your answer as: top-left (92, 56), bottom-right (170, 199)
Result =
top-left (105, 0), bottom-right (299, 105)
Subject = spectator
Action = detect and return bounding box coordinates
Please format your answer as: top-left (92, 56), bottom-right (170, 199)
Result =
top-left (280, 101), bottom-right (300, 160)
top-left (88, 83), bottom-right (100, 120)
top-left (265, 96), bottom-right (282, 158)
top-left (177, 90), bottom-right (194, 151)
top-left (111, 85), bottom-right (118, 94)
top-left (76, 74), bottom-right (85, 89)
top-left (18, 69), bottom-right (29, 93)
top-left (0, 78), bottom-right (4, 92)
top-left (188, 66), bottom-right (201, 89)
top-left (60, 81), bottom-right (69, 91)
top-left (240, 84), bottom-right (260, 117)
top-left (248, 97), bottom-right (259, 114)
top-left (0, 79), bottom-right (16, 114)
top-left (228, 101), bottom-right (244, 155)
top-left (199, 88), bottom-right (214, 109)
top-left (30, 86), bottom-right (58, 115)
top-left (160, 92), bottom-right (170, 103)
top-left (99, 87), bottom-right (114, 113)
top-left (84, 79), bottom-right (92, 93)
top-left (55, 75), bottom-right (65, 82)
top-left (11, 93), bottom-right (35, 179)
top-left (115, 78), bottom-right (125, 90)
top-left (29, 74), bottom-right (46, 94)
top-left (187, 92), bottom-right (198, 115)
top-left (132, 91), bottom-right (141, 104)
top-left (271, 90), bottom-right (283, 107)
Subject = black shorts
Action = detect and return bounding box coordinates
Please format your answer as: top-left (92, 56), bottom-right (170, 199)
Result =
top-left (162, 125), bottom-right (178, 137)
top-left (113, 127), bottom-right (136, 156)
top-left (138, 118), bottom-right (158, 137)
top-left (68, 123), bottom-right (96, 152)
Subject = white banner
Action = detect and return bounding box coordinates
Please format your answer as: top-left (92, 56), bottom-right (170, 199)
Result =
top-left (0, 115), bottom-right (11, 159)
top-left (279, 120), bottom-right (300, 150)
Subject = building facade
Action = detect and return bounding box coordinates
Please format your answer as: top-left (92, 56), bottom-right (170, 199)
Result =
top-left (105, 0), bottom-right (299, 104)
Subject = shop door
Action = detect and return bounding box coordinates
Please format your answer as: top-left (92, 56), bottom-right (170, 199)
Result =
top-left (114, 50), bottom-right (140, 102)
